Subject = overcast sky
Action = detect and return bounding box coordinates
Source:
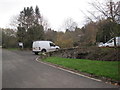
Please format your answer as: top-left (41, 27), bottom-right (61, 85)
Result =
top-left (0, 0), bottom-right (118, 31)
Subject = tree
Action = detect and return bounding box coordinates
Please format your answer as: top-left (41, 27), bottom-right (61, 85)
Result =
top-left (18, 6), bottom-right (35, 29)
top-left (26, 25), bottom-right (44, 48)
top-left (17, 6), bottom-right (45, 48)
top-left (86, 0), bottom-right (120, 46)
top-left (79, 21), bottom-right (98, 45)
top-left (96, 18), bottom-right (120, 43)
top-left (73, 27), bottom-right (85, 46)
top-left (55, 32), bottom-right (74, 48)
top-left (9, 15), bottom-right (19, 29)
top-left (35, 5), bottom-right (42, 25)
top-left (41, 16), bottom-right (50, 31)
top-left (45, 28), bottom-right (57, 42)
top-left (35, 6), bottom-right (49, 31)
top-left (90, 0), bottom-right (120, 23)
top-left (63, 18), bottom-right (77, 31)
top-left (2, 28), bottom-right (17, 48)
top-left (17, 26), bottom-right (26, 42)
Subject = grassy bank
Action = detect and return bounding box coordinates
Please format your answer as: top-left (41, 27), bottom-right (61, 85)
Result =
top-left (42, 57), bottom-right (120, 81)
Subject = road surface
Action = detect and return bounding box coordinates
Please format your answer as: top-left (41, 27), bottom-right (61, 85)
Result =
top-left (2, 49), bottom-right (119, 88)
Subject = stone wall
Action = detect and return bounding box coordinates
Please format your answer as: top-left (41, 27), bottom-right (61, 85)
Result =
top-left (40, 47), bottom-right (120, 61)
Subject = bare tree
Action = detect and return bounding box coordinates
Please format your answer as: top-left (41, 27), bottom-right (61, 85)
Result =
top-left (9, 15), bottom-right (19, 30)
top-left (90, 0), bottom-right (120, 23)
top-left (40, 15), bottom-right (50, 31)
top-left (63, 18), bottom-right (77, 31)
top-left (88, 0), bottom-right (120, 47)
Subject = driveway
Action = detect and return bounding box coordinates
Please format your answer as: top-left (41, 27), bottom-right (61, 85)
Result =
top-left (2, 49), bottom-right (119, 88)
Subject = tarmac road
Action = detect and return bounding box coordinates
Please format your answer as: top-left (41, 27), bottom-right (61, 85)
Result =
top-left (2, 49), bottom-right (119, 88)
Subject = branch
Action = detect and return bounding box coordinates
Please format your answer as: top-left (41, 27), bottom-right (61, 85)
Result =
top-left (80, 10), bottom-right (93, 22)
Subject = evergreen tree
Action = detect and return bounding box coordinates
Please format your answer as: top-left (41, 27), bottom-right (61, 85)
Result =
top-left (17, 26), bottom-right (26, 42)
top-left (35, 5), bottom-right (41, 25)
top-left (17, 6), bottom-right (45, 48)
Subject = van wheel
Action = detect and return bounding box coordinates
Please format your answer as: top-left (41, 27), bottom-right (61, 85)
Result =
top-left (56, 48), bottom-right (59, 51)
top-left (41, 49), bottom-right (46, 53)
top-left (35, 52), bottom-right (38, 55)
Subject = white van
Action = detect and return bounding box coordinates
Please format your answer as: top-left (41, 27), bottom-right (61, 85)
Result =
top-left (32, 41), bottom-right (60, 55)
top-left (98, 37), bottom-right (120, 47)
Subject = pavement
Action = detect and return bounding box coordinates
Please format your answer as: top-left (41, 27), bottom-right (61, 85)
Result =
top-left (2, 49), bottom-right (119, 88)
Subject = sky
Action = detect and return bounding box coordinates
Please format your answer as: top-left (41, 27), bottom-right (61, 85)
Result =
top-left (0, 0), bottom-right (119, 31)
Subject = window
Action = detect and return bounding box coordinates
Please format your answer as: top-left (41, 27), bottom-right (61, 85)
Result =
top-left (107, 38), bottom-right (114, 43)
top-left (107, 40), bottom-right (113, 43)
top-left (50, 43), bottom-right (55, 47)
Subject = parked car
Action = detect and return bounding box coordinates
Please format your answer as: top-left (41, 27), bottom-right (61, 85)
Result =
top-left (32, 41), bottom-right (60, 55)
top-left (98, 37), bottom-right (120, 47)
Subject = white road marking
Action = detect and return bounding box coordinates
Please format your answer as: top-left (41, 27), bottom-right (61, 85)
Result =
top-left (35, 57), bottom-right (102, 82)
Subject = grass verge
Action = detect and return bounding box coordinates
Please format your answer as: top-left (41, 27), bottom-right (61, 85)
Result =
top-left (42, 57), bottom-right (120, 81)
